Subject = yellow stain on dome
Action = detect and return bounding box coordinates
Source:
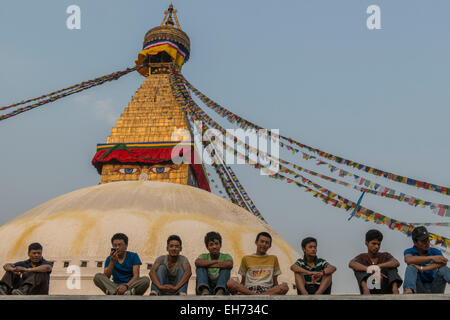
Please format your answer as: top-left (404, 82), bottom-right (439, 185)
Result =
top-left (272, 238), bottom-right (296, 264)
top-left (8, 222), bottom-right (43, 259)
top-left (7, 210), bottom-right (101, 258)
top-left (145, 212), bottom-right (245, 257)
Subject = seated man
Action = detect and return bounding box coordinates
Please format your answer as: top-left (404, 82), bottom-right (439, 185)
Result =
top-left (349, 229), bottom-right (402, 294)
top-left (403, 226), bottom-right (450, 294)
top-left (291, 237), bottom-right (336, 295)
top-left (195, 231), bottom-right (233, 295)
top-left (93, 233), bottom-right (150, 295)
top-left (149, 235), bottom-right (192, 295)
top-left (227, 232), bottom-right (289, 295)
top-left (0, 242), bottom-right (52, 295)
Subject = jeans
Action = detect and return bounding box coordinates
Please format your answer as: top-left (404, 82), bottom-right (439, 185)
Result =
top-left (150, 264), bottom-right (188, 295)
top-left (403, 265), bottom-right (450, 293)
top-left (196, 267), bottom-right (230, 295)
top-left (93, 273), bottom-right (150, 295)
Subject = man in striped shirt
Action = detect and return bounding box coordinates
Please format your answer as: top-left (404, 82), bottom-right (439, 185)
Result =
top-left (291, 237), bottom-right (336, 295)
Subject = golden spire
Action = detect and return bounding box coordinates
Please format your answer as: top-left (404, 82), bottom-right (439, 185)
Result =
top-left (93, 5), bottom-right (208, 189)
top-left (161, 4), bottom-right (182, 29)
top-left (136, 4), bottom-right (190, 76)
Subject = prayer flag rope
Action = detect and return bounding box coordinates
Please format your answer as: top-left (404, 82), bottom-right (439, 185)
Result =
top-left (192, 119), bottom-right (263, 219)
top-left (219, 134), bottom-right (450, 250)
top-left (0, 65), bottom-right (146, 122)
top-left (231, 132), bottom-right (450, 217)
top-left (197, 122), bottom-right (264, 221)
top-left (323, 163), bottom-right (450, 216)
top-left (175, 68), bottom-right (450, 218)
top-left (169, 69), bottom-right (450, 253)
top-left (210, 126), bottom-right (450, 251)
top-left (211, 162), bottom-right (242, 206)
top-left (215, 129), bottom-right (450, 228)
top-left (179, 74), bottom-right (450, 196)
top-left (173, 74), bottom-right (264, 221)
top-left (277, 160), bottom-right (450, 217)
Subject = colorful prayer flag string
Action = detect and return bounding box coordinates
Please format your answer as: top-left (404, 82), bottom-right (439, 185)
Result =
top-left (180, 79), bottom-right (264, 222)
top-left (0, 65), bottom-right (147, 122)
top-left (168, 67), bottom-right (450, 253)
top-left (179, 74), bottom-right (450, 196)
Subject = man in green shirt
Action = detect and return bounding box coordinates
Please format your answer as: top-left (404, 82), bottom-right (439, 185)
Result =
top-left (195, 232), bottom-right (233, 295)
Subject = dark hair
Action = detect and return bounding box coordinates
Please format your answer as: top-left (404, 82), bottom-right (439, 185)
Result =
top-left (204, 231), bottom-right (222, 247)
top-left (412, 226), bottom-right (429, 242)
top-left (111, 233), bottom-right (128, 245)
top-left (301, 237), bottom-right (317, 249)
top-left (28, 242), bottom-right (42, 253)
top-left (365, 229), bottom-right (383, 243)
top-left (167, 235), bottom-right (182, 246)
top-left (255, 232), bottom-right (272, 244)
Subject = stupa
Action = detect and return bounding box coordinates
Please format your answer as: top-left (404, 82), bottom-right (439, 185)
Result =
top-left (0, 5), bottom-right (298, 295)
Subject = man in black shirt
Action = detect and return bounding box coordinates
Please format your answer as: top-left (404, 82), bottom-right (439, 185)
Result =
top-left (0, 242), bottom-right (52, 295)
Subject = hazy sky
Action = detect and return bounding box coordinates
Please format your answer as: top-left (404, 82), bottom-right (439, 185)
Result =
top-left (1, 0), bottom-right (449, 293)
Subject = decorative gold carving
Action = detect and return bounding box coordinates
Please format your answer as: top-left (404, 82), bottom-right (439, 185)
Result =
top-left (161, 4), bottom-right (181, 29)
top-left (143, 25), bottom-right (190, 53)
top-left (149, 63), bottom-right (171, 75)
top-left (145, 5), bottom-right (189, 51)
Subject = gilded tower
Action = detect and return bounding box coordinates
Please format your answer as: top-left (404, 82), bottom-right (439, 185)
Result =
top-left (91, 5), bottom-right (210, 191)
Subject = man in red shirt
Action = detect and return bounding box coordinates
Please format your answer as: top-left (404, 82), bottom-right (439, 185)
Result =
top-left (349, 229), bottom-right (403, 294)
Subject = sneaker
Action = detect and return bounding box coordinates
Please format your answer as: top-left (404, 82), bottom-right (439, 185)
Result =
top-left (178, 292), bottom-right (187, 296)
top-left (149, 291), bottom-right (159, 296)
top-left (11, 286), bottom-right (29, 295)
top-left (105, 289), bottom-right (117, 295)
top-left (0, 284), bottom-right (9, 295)
top-left (200, 288), bottom-right (209, 296)
top-left (215, 288), bottom-right (225, 295)
top-left (123, 288), bottom-right (136, 295)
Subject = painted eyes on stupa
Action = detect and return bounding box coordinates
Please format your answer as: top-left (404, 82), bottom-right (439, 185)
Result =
top-left (150, 166), bottom-right (174, 174)
top-left (116, 168), bottom-right (141, 174)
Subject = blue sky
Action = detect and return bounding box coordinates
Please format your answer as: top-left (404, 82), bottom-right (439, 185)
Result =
top-left (1, 0), bottom-right (449, 293)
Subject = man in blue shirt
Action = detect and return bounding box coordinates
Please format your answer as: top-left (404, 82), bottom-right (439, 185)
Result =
top-left (0, 242), bottom-right (52, 295)
top-left (403, 226), bottom-right (450, 294)
top-left (93, 233), bottom-right (150, 295)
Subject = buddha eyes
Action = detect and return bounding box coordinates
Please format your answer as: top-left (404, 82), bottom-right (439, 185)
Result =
top-left (150, 166), bottom-right (174, 174)
top-left (116, 168), bottom-right (140, 174)
top-left (114, 166), bottom-right (175, 174)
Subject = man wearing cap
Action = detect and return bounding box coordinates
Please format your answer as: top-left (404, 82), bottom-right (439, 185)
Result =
top-left (403, 226), bottom-right (450, 294)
